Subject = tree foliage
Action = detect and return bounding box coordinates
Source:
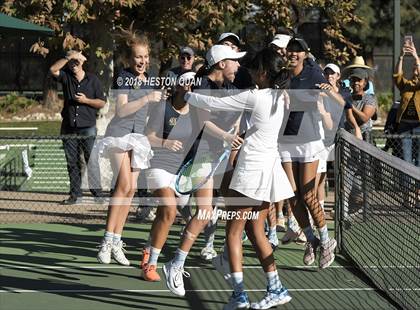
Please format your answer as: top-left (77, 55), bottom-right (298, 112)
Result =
top-left (345, 0), bottom-right (420, 57)
top-left (3, 0), bottom-right (415, 86)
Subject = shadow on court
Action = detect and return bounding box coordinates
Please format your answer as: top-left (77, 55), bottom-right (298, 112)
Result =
top-left (0, 223), bottom-right (401, 310)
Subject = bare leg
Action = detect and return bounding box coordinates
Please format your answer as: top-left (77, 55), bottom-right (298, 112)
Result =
top-left (245, 203), bottom-right (275, 272)
top-left (179, 179), bottom-right (213, 253)
top-left (150, 188), bottom-right (178, 249)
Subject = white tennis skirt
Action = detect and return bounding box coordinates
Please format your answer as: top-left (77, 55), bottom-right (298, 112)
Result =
top-left (96, 133), bottom-right (153, 169)
top-left (146, 168), bottom-right (190, 206)
top-left (279, 140), bottom-right (325, 163)
top-left (230, 157), bottom-right (295, 203)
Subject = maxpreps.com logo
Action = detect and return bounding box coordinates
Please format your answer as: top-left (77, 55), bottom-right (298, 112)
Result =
top-left (197, 209), bottom-right (260, 221)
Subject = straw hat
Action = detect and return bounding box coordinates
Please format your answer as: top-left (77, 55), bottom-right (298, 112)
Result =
top-left (344, 56), bottom-right (371, 70)
top-left (342, 56), bottom-right (373, 78)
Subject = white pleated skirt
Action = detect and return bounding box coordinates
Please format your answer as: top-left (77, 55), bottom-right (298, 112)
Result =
top-left (96, 133), bottom-right (153, 169)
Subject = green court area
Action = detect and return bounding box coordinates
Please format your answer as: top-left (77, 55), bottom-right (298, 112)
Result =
top-left (0, 222), bottom-right (399, 310)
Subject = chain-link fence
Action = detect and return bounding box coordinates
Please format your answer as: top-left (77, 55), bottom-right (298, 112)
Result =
top-left (371, 133), bottom-right (420, 167)
top-left (2, 133), bottom-right (417, 225)
top-left (0, 135), bottom-right (157, 224)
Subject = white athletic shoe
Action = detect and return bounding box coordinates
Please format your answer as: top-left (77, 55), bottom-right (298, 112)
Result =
top-left (163, 261), bottom-right (190, 296)
top-left (97, 241), bottom-right (112, 264)
top-left (201, 246), bottom-right (217, 261)
top-left (250, 286), bottom-right (292, 309)
top-left (111, 241), bottom-right (130, 266)
top-left (212, 253), bottom-right (231, 282)
top-left (223, 291), bottom-right (250, 310)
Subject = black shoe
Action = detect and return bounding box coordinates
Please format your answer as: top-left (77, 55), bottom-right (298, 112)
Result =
top-left (61, 196), bottom-right (81, 205)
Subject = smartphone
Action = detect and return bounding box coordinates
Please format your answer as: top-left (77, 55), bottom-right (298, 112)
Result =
top-left (404, 35), bottom-right (413, 46)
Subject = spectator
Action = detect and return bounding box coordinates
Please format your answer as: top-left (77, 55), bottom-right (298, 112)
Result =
top-left (394, 41), bottom-right (420, 166)
top-left (344, 68), bottom-right (378, 141)
top-left (342, 56), bottom-right (375, 95)
top-left (167, 46), bottom-right (195, 79)
top-left (49, 50), bottom-right (105, 205)
top-left (217, 32), bottom-right (241, 51)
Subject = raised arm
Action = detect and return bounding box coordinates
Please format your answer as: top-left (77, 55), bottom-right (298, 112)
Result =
top-left (185, 90), bottom-right (254, 112)
top-left (116, 91), bottom-right (163, 118)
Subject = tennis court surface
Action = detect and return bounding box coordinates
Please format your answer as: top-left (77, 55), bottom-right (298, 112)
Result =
top-left (1, 222), bottom-right (401, 310)
top-left (1, 131), bottom-right (418, 310)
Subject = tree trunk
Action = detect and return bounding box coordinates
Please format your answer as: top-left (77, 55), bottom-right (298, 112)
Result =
top-left (42, 50), bottom-right (60, 109)
top-left (43, 73), bottom-right (59, 109)
top-left (88, 19), bottom-right (114, 96)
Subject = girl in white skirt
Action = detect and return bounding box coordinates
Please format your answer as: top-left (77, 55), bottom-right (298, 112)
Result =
top-left (184, 48), bottom-right (294, 310)
top-left (96, 26), bottom-right (164, 265)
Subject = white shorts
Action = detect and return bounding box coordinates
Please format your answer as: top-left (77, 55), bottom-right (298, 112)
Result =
top-left (317, 159), bottom-right (327, 173)
top-left (279, 140), bottom-right (324, 163)
top-left (146, 168), bottom-right (190, 206)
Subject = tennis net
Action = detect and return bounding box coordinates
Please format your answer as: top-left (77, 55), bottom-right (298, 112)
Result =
top-left (335, 129), bottom-right (420, 310)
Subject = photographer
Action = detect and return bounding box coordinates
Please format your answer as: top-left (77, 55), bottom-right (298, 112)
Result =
top-left (394, 39), bottom-right (420, 166)
top-left (50, 50), bottom-right (105, 205)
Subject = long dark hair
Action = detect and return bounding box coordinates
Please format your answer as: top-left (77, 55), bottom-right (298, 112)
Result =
top-left (246, 48), bottom-right (290, 115)
top-left (246, 47), bottom-right (290, 89)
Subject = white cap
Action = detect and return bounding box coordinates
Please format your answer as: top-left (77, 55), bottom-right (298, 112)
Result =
top-left (217, 32), bottom-right (240, 45)
top-left (270, 34), bottom-right (291, 48)
top-left (206, 45), bottom-right (246, 66)
top-left (177, 71), bottom-right (196, 84)
top-left (324, 63), bottom-right (341, 74)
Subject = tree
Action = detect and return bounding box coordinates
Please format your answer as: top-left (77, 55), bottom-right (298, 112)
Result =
top-left (345, 0), bottom-right (420, 61)
top-left (252, 0), bottom-right (361, 64)
top-left (1, 0), bottom-right (143, 107)
top-left (1, 0), bottom-right (369, 102)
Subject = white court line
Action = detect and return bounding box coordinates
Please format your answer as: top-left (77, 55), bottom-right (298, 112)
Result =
top-left (0, 288), bottom-right (418, 293)
top-left (0, 127), bottom-right (38, 131)
top-left (1, 265), bottom-right (418, 270)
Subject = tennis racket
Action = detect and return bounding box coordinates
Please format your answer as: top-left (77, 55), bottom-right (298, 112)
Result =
top-left (175, 128), bottom-right (234, 195)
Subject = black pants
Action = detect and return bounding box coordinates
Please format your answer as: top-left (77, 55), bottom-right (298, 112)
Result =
top-left (61, 124), bottom-right (102, 198)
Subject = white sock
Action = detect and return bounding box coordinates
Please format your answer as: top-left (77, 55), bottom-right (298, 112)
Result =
top-left (112, 233), bottom-right (121, 245)
top-left (148, 247), bottom-right (161, 266)
top-left (288, 216), bottom-right (300, 233)
top-left (266, 270), bottom-right (282, 291)
top-left (104, 231), bottom-right (114, 243)
top-left (172, 248), bottom-right (188, 268)
top-left (269, 227), bottom-right (277, 239)
top-left (231, 272), bottom-right (244, 294)
top-left (318, 225), bottom-right (330, 246)
top-left (205, 232), bottom-right (215, 249)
